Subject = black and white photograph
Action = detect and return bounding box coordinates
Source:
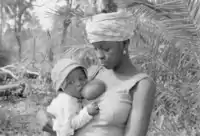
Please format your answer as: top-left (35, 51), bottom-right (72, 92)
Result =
top-left (0, 0), bottom-right (199, 136)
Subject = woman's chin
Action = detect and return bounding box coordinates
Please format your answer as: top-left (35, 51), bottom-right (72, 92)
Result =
top-left (103, 64), bottom-right (113, 69)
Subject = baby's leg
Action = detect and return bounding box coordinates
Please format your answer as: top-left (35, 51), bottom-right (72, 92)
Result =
top-left (42, 132), bottom-right (52, 136)
top-left (42, 121), bottom-right (56, 136)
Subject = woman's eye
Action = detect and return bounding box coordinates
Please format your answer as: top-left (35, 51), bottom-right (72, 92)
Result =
top-left (93, 47), bottom-right (98, 51)
top-left (105, 48), bottom-right (110, 52)
top-left (102, 48), bottom-right (109, 52)
top-left (79, 78), bottom-right (84, 81)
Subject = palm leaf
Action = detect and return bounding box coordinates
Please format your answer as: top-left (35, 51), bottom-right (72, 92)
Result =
top-left (129, 0), bottom-right (200, 47)
top-left (55, 45), bottom-right (98, 67)
top-left (45, 3), bottom-right (83, 21)
top-left (49, 0), bottom-right (200, 52)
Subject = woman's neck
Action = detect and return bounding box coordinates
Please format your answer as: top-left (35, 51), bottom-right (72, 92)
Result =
top-left (113, 55), bottom-right (138, 76)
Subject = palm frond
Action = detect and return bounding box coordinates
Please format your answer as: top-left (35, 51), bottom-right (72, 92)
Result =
top-left (130, 0), bottom-right (200, 47)
top-left (45, 3), bottom-right (84, 20)
top-left (55, 45), bottom-right (98, 67)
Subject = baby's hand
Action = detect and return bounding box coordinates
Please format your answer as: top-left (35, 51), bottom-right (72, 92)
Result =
top-left (36, 109), bottom-right (49, 127)
top-left (86, 102), bottom-right (99, 116)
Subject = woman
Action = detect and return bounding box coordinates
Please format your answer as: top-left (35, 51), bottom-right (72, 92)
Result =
top-left (40, 10), bottom-right (156, 136)
top-left (75, 10), bottom-right (156, 136)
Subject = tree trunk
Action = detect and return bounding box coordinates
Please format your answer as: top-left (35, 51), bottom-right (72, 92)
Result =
top-left (0, 0), bottom-right (3, 47)
top-left (15, 33), bottom-right (22, 60)
top-left (60, 19), bottom-right (71, 46)
top-left (15, 13), bottom-right (23, 61)
top-left (32, 37), bottom-right (36, 61)
top-left (46, 31), bottom-right (54, 66)
top-left (15, 11), bottom-right (23, 61)
top-left (0, 83), bottom-right (25, 97)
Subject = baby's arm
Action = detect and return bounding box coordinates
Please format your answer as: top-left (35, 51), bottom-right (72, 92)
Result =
top-left (57, 105), bottom-right (93, 136)
top-left (70, 106), bottom-right (93, 130)
top-left (42, 100), bottom-right (57, 135)
top-left (46, 97), bottom-right (58, 117)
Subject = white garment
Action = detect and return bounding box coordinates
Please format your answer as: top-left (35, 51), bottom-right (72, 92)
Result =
top-left (47, 93), bottom-right (93, 136)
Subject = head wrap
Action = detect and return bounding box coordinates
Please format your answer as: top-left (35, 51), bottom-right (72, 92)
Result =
top-left (85, 10), bottom-right (136, 43)
top-left (51, 59), bottom-right (87, 92)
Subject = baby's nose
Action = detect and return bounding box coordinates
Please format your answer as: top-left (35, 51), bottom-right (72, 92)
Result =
top-left (75, 81), bottom-right (82, 88)
top-left (74, 80), bottom-right (80, 85)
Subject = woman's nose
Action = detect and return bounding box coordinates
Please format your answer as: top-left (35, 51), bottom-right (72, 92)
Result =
top-left (96, 49), bottom-right (105, 60)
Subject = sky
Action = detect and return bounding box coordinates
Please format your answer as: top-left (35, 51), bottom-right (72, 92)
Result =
top-left (33, 0), bottom-right (66, 30)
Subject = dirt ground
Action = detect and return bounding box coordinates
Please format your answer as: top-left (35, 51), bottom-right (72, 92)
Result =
top-left (0, 92), bottom-right (53, 136)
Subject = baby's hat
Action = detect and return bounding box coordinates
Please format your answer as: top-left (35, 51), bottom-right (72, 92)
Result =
top-left (51, 58), bottom-right (87, 91)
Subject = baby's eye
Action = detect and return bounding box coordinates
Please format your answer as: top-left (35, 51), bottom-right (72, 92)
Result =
top-left (80, 76), bottom-right (86, 81)
top-left (93, 47), bottom-right (98, 51)
top-left (68, 80), bottom-right (75, 85)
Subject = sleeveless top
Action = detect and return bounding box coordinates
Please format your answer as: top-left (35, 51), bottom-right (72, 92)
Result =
top-left (75, 66), bottom-right (150, 136)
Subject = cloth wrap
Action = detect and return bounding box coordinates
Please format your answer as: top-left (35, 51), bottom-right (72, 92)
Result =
top-left (85, 10), bottom-right (136, 43)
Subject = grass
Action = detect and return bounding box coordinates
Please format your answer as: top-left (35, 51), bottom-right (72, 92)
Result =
top-left (0, 79), bottom-right (54, 136)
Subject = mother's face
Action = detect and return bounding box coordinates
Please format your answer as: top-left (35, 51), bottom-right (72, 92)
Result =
top-left (92, 41), bottom-right (124, 69)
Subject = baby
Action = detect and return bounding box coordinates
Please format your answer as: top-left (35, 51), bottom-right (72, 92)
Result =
top-left (46, 58), bottom-right (106, 136)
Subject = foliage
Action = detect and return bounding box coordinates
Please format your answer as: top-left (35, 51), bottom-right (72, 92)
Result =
top-left (130, 37), bottom-right (200, 135)
top-left (2, 0), bottom-right (36, 60)
top-left (0, 47), bottom-right (11, 67)
top-left (0, 0), bottom-right (200, 136)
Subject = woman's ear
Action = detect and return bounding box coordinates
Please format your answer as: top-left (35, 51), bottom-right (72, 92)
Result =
top-left (123, 39), bottom-right (130, 46)
top-left (123, 39), bottom-right (130, 51)
top-left (58, 88), bottom-right (63, 92)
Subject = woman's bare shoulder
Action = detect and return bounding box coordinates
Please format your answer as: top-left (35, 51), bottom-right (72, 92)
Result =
top-left (132, 76), bottom-right (156, 104)
top-left (137, 77), bottom-right (156, 93)
top-left (128, 73), bottom-right (156, 100)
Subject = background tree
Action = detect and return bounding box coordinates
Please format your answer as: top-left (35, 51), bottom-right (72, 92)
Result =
top-left (47, 0), bottom-right (83, 47)
top-left (2, 0), bottom-right (36, 60)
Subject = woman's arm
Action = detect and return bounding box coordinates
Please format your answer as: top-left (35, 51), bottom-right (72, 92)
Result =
top-left (125, 78), bottom-right (156, 136)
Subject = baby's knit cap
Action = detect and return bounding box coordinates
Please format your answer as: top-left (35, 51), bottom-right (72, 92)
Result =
top-left (51, 58), bottom-right (87, 91)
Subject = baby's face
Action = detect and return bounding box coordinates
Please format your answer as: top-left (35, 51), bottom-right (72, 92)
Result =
top-left (63, 68), bottom-right (87, 98)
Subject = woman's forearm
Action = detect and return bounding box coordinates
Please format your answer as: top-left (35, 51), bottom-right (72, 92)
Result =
top-left (125, 114), bottom-right (149, 136)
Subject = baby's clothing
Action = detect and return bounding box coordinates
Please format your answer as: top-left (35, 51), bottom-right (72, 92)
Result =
top-left (47, 93), bottom-right (93, 136)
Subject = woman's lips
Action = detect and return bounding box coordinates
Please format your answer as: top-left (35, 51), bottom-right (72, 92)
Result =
top-left (100, 60), bottom-right (107, 65)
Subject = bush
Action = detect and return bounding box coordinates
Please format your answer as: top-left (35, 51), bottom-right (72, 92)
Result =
top-left (0, 44), bottom-right (11, 67)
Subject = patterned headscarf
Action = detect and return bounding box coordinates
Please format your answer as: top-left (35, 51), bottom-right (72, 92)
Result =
top-left (51, 59), bottom-right (87, 92)
top-left (85, 10), bottom-right (136, 43)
